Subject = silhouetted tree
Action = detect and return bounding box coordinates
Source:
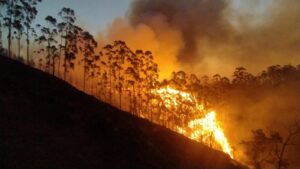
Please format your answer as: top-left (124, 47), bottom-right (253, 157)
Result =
top-left (143, 51), bottom-right (158, 120)
top-left (96, 51), bottom-right (106, 99)
top-left (36, 15), bottom-right (58, 75)
top-left (274, 123), bottom-right (299, 169)
top-left (102, 40), bottom-right (134, 110)
top-left (58, 7), bottom-right (80, 80)
top-left (112, 40), bottom-right (127, 109)
top-left (242, 123), bottom-right (299, 169)
top-left (89, 54), bottom-right (100, 95)
top-left (125, 51), bottom-right (139, 114)
top-left (3, 0), bottom-right (14, 57)
top-left (187, 74), bottom-right (201, 97)
top-left (56, 22), bottom-right (66, 76)
top-left (266, 65), bottom-right (282, 85)
top-left (135, 49), bottom-right (145, 116)
top-left (233, 67), bottom-right (247, 85)
top-left (3, 0), bottom-right (23, 58)
top-left (21, 0), bottom-right (41, 64)
top-left (13, 19), bottom-right (23, 58)
top-left (80, 31), bottom-right (97, 91)
top-left (103, 44), bottom-right (114, 105)
top-left (0, 0), bottom-right (8, 50)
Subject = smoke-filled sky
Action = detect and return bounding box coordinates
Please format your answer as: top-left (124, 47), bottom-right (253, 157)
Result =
top-left (37, 0), bottom-right (300, 78)
top-left (37, 0), bottom-right (272, 36)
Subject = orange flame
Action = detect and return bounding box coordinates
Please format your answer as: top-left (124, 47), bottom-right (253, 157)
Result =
top-left (187, 111), bottom-right (233, 158)
top-left (154, 86), bottom-right (233, 158)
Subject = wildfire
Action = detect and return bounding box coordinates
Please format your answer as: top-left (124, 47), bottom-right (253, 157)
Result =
top-left (154, 86), bottom-right (234, 158)
top-left (188, 111), bottom-right (233, 158)
top-left (155, 86), bottom-right (196, 108)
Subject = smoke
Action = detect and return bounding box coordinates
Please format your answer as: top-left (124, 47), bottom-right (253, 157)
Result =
top-left (99, 17), bottom-right (183, 78)
top-left (129, 0), bottom-right (231, 63)
top-left (124, 0), bottom-right (300, 76)
top-left (219, 80), bottom-right (300, 168)
top-left (93, 1), bottom-right (300, 167)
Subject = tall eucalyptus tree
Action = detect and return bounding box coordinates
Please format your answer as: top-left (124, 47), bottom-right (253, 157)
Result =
top-left (36, 15), bottom-right (58, 75)
top-left (81, 31), bottom-right (97, 91)
top-left (58, 7), bottom-right (81, 80)
top-left (21, 0), bottom-right (41, 64)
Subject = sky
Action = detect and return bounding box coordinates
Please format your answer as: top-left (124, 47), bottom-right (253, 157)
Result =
top-left (3, 0), bottom-right (297, 78)
top-left (36, 0), bottom-right (132, 35)
top-left (33, 0), bottom-right (300, 78)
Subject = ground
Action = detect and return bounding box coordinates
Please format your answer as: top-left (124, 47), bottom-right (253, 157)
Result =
top-left (0, 56), bottom-right (245, 169)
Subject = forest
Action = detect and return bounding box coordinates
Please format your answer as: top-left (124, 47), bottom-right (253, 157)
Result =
top-left (0, 1), bottom-right (299, 169)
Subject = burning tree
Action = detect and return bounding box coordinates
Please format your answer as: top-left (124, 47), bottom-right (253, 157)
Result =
top-left (1, 1), bottom-right (300, 166)
top-left (152, 85), bottom-right (234, 158)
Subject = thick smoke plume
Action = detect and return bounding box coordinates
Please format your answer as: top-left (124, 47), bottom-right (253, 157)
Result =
top-left (125, 0), bottom-right (300, 76)
top-left (110, 1), bottom-right (300, 167)
top-left (129, 0), bottom-right (231, 63)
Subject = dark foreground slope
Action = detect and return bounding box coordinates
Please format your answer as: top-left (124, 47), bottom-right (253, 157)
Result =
top-left (0, 56), bottom-right (244, 169)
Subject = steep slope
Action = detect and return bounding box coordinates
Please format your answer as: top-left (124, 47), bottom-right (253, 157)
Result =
top-left (0, 56), bottom-right (245, 169)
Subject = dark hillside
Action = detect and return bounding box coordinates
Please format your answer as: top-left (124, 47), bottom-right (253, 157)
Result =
top-left (0, 56), bottom-right (244, 169)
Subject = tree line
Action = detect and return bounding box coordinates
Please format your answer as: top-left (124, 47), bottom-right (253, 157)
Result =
top-left (1, 1), bottom-right (300, 168)
top-left (1, 1), bottom-right (299, 118)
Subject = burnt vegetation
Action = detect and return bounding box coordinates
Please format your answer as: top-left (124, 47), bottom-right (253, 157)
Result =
top-left (0, 0), bottom-right (299, 169)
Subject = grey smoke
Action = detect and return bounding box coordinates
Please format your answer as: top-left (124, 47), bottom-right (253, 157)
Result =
top-left (129, 0), bottom-right (231, 63)
top-left (128, 0), bottom-right (300, 73)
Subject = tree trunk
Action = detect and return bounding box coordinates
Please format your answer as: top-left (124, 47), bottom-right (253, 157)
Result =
top-left (149, 89), bottom-right (152, 121)
top-left (118, 69), bottom-right (122, 110)
top-left (103, 82), bottom-right (106, 102)
top-left (98, 80), bottom-right (102, 100)
top-left (58, 34), bottom-right (63, 76)
top-left (8, 0), bottom-right (13, 58)
top-left (138, 86), bottom-right (141, 117)
top-left (277, 133), bottom-right (293, 169)
top-left (95, 79), bottom-right (98, 97)
top-left (47, 40), bottom-right (51, 73)
top-left (109, 68), bottom-right (112, 105)
top-left (52, 53), bottom-right (55, 76)
top-left (63, 55), bottom-right (67, 80)
top-left (18, 35), bottom-right (21, 58)
top-left (63, 44), bottom-right (67, 80)
top-left (63, 30), bottom-right (68, 80)
top-left (83, 59), bottom-right (86, 92)
top-left (26, 27), bottom-right (30, 65)
top-left (0, 21), bottom-right (3, 50)
top-left (8, 20), bottom-right (12, 58)
top-left (132, 84), bottom-right (136, 115)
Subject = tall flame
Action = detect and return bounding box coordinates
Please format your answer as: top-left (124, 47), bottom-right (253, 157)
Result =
top-left (154, 86), bottom-right (233, 158)
top-left (188, 111), bottom-right (233, 158)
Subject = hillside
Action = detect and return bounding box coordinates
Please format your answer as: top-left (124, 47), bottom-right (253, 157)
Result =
top-left (0, 56), bottom-right (245, 169)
